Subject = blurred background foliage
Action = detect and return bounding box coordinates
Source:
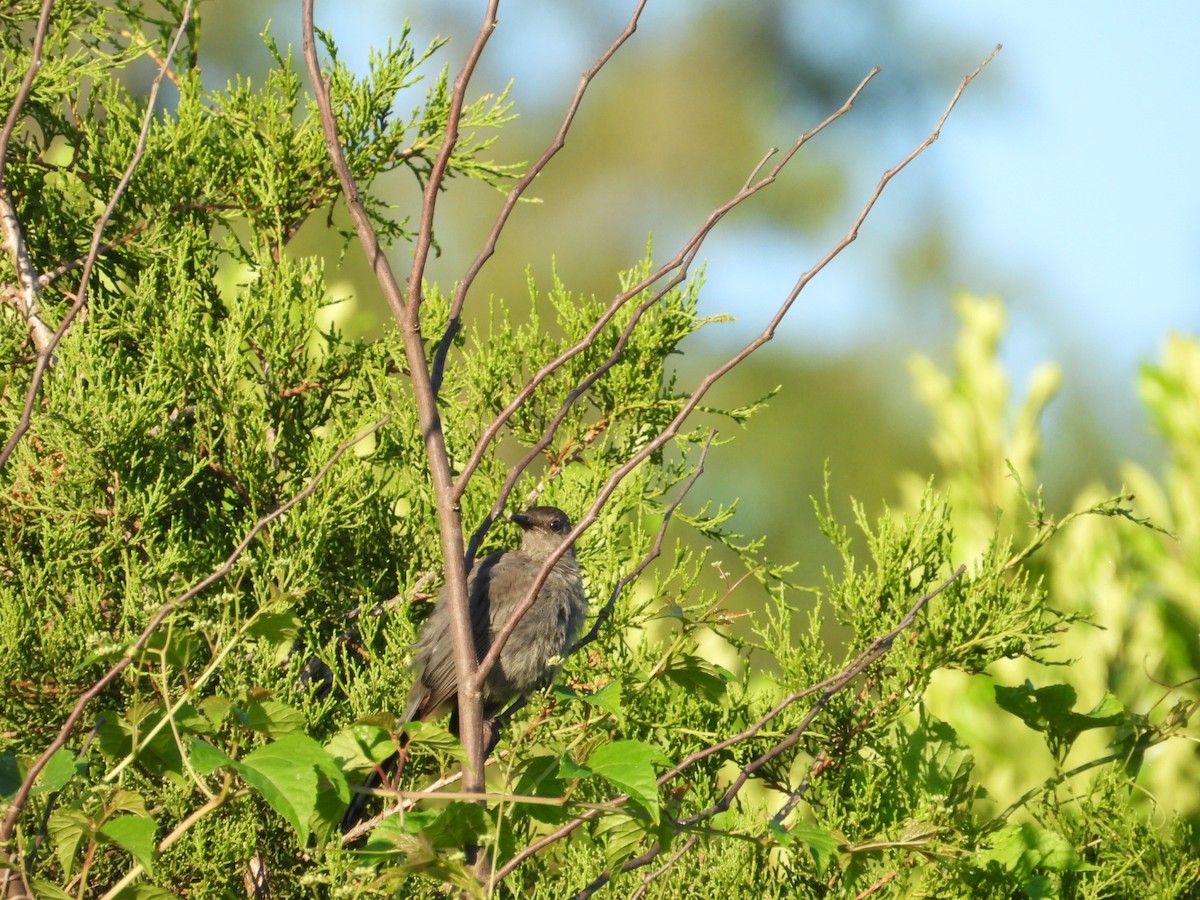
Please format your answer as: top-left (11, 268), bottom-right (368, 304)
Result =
top-left (185, 0), bottom-right (1085, 591)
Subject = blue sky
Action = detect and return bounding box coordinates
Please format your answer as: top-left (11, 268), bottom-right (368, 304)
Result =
top-left (912, 3), bottom-right (1200, 405)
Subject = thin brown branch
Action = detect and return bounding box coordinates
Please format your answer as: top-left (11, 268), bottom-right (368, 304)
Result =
top-left (0, 2), bottom-right (196, 476)
top-left (300, 0), bottom-right (494, 797)
top-left (429, 0), bottom-right (649, 394)
top-left (0, 417), bottom-right (387, 846)
top-left (450, 66), bottom-right (880, 507)
top-left (570, 430), bottom-right (716, 653)
top-left (472, 47), bottom-right (998, 697)
top-left (0, 0), bottom-right (58, 355)
top-left (300, 1), bottom-right (407, 325)
top-left (406, 0), bottom-right (500, 319)
top-left (627, 835), bottom-right (699, 900)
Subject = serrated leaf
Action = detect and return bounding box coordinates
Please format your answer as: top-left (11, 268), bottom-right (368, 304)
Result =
top-left (662, 655), bottom-right (733, 704)
top-left (235, 734), bottom-right (334, 846)
top-left (899, 714), bottom-right (975, 804)
top-left (246, 611), bottom-right (302, 665)
top-left (28, 879), bottom-right (74, 900)
top-left (422, 801), bottom-right (487, 849)
top-left (773, 821), bottom-right (840, 875)
top-left (513, 755), bottom-right (569, 825)
top-left (980, 822), bottom-right (1095, 881)
top-left (325, 722), bottom-right (396, 770)
top-left (199, 696), bottom-right (233, 728)
top-left (48, 807), bottom-right (91, 877)
top-left (995, 682), bottom-right (1126, 757)
top-left (237, 698), bottom-right (305, 737)
top-left (110, 789), bottom-right (149, 816)
top-left (100, 814), bottom-right (157, 875)
top-left (558, 754), bottom-right (591, 780)
top-left (578, 681), bottom-right (624, 726)
top-left (594, 812), bottom-right (648, 873)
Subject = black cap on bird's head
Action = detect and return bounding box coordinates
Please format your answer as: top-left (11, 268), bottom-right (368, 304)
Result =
top-left (510, 505), bottom-right (572, 535)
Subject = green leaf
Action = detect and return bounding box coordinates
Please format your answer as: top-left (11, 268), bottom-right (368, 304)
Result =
top-left (574, 740), bottom-right (668, 825)
top-left (47, 807), bottom-right (92, 877)
top-left (111, 886), bottom-right (178, 899)
top-left (237, 698), bottom-right (306, 737)
top-left (0, 752), bottom-right (20, 797)
top-left (594, 812), bottom-right (650, 874)
top-left (771, 821), bottom-right (841, 875)
top-left (578, 681), bottom-right (625, 726)
top-left (513, 755), bottom-right (569, 825)
top-left (422, 801), bottom-right (487, 849)
top-left (899, 713), bottom-right (977, 805)
top-left (662, 655), bottom-right (733, 704)
top-left (188, 737), bottom-right (232, 776)
top-left (246, 611), bottom-right (303, 665)
top-left (995, 682), bottom-right (1126, 757)
top-left (234, 733), bottom-right (336, 847)
top-left (325, 722), bottom-right (396, 770)
top-left (980, 822), bottom-right (1094, 881)
top-left (27, 880), bottom-right (74, 900)
top-left (33, 747), bottom-right (78, 795)
top-left (100, 813), bottom-right (158, 875)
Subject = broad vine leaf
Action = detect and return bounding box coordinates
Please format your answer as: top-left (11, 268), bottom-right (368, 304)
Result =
top-left (100, 813), bottom-right (158, 875)
top-left (235, 734), bottom-right (335, 846)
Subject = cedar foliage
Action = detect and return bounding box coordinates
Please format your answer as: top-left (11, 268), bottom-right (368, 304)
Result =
top-left (1, 5), bottom-right (1196, 897)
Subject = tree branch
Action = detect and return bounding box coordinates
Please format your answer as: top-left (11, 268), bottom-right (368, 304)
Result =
top-left (0, 0), bottom-right (58, 355)
top-left (0, 417), bottom-right (387, 847)
top-left (429, 0), bottom-right (650, 395)
top-left (468, 42), bottom-right (992, 692)
top-left (300, 0), bottom-right (501, 800)
top-left (0, 0), bottom-right (196, 475)
top-left (451, 65), bottom-right (881, 510)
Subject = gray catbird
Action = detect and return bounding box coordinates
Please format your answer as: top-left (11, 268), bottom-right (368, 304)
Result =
top-left (342, 505), bottom-right (587, 829)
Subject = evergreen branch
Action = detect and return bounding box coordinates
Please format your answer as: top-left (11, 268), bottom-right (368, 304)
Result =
top-left (494, 564), bottom-right (968, 884)
top-left (301, 0), bottom-right (500, 834)
top-left (0, 0), bottom-right (195, 475)
top-left (0, 417), bottom-right (387, 849)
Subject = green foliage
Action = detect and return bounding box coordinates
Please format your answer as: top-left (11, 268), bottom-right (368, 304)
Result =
top-left (0, 5), bottom-right (1196, 900)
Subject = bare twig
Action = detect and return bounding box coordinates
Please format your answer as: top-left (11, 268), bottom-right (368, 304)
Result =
top-left (301, 0), bottom-right (497, 804)
top-left (451, 67), bottom-right (880, 509)
top-left (627, 835), bottom-right (699, 900)
top-left (429, 0), bottom-right (650, 394)
top-left (0, 1), bottom-right (196, 476)
top-left (0, 417), bottom-right (388, 846)
top-left (472, 46), bottom-right (998, 702)
top-left (0, 0), bottom-right (58, 355)
top-left (570, 430), bottom-right (716, 653)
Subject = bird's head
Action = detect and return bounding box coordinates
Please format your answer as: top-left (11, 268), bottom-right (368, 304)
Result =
top-left (510, 505), bottom-right (575, 558)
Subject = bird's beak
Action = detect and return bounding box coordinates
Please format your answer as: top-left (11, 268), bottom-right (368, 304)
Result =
top-left (510, 512), bottom-right (531, 529)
